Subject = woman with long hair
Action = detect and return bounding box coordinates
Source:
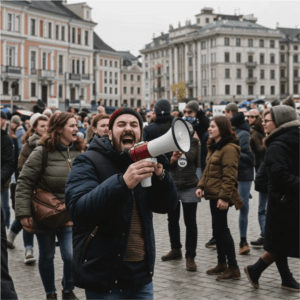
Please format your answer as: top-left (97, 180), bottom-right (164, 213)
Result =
top-left (196, 116), bottom-right (243, 281)
top-left (15, 112), bottom-right (85, 299)
top-left (6, 113), bottom-right (48, 265)
top-left (244, 106), bottom-right (299, 292)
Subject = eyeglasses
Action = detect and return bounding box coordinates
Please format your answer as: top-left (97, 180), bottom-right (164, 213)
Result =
top-left (183, 110), bottom-right (193, 114)
top-left (247, 116), bottom-right (256, 119)
top-left (262, 119), bottom-right (274, 124)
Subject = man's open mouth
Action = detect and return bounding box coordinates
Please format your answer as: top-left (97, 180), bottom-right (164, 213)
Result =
top-left (122, 137), bottom-right (134, 145)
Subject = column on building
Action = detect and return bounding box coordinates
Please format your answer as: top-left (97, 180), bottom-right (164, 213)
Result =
top-left (192, 42), bottom-right (196, 97)
top-left (20, 42), bottom-right (24, 100)
top-left (185, 43), bottom-right (188, 83)
top-left (197, 40), bottom-right (201, 98)
top-left (169, 46), bottom-right (173, 101)
top-left (174, 45), bottom-right (178, 84)
top-left (95, 54), bottom-right (100, 95)
top-left (289, 51), bottom-right (293, 94)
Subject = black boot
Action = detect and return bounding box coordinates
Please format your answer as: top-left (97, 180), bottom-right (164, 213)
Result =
top-left (276, 256), bottom-right (300, 292)
top-left (244, 258), bottom-right (269, 289)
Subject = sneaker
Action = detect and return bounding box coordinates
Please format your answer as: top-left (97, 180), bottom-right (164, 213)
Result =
top-left (6, 230), bottom-right (17, 249)
top-left (24, 248), bottom-right (36, 264)
top-left (62, 290), bottom-right (79, 300)
top-left (161, 249), bottom-right (182, 261)
top-left (206, 263), bottom-right (227, 275)
top-left (46, 292), bottom-right (57, 300)
top-left (244, 265), bottom-right (259, 289)
top-left (186, 257), bottom-right (197, 271)
top-left (239, 241), bottom-right (250, 255)
top-left (250, 237), bottom-right (264, 248)
top-left (282, 276), bottom-right (300, 292)
top-left (216, 267), bottom-right (241, 281)
top-left (205, 237), bottom-right (216, 249)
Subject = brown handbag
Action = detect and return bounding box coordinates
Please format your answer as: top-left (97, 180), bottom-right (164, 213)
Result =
top-left (30, 146), bottom-right (71, 230)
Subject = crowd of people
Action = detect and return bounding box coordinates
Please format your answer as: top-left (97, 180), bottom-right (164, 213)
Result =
top-left (1, 96), bottom-right (299, 299)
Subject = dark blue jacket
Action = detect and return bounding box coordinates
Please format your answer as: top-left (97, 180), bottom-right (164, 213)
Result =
top-left (230, 112), bottom-right (254, 181)
top-left (65, 137), bottom-right (178, 291)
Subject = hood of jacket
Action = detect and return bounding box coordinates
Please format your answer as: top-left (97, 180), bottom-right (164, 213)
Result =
top-left (154, 114), bottom-right (174, 125)
top-left (264, 121), bottom-right (299, 148)
top-left (28, 132), bottom-right (41, 148)
top-left (230, 112), bottom-right (250, 132)
top-left (209, 136), bottom-right (240, 152)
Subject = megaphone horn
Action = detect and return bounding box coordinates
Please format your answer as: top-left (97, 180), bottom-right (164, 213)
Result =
top-left (129, 118), bottom-right (191, 162)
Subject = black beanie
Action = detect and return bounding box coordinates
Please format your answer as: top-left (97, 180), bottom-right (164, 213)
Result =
top-left (109, 107), bottom-right (144, 134)
top-left (154, 99), bottom-right (171, 115)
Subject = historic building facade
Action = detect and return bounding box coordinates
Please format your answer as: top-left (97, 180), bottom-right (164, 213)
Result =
top-left (140, 7), bottom-right (299, 107)
top-left (1, 0), bottom-right (95, 109)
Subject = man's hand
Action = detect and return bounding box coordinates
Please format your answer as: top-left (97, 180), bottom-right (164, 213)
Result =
top-left (170, 151), bottom-right (182, 164)
top-left (153, 162), bottom-right (163, 177)
top-left (123, 160), bottom-right (156, 189)
top-left (20, 217), bottom-right (33, 227)
top-left (217, 199), bottom-right (229, 210)
top-left (195, 188), bottom-right (203, 198)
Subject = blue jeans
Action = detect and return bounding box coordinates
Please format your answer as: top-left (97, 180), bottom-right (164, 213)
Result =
top-left (258, 192), bottom-right (268, 237)
top-left (10, 218), bottom-right (34, 250)
top-left (36, 227), bottom-right (74, 294)
top-left (238, 181), bottom-right (252, 238)
top-left (1, 189), bottom-right (10, 228)
top-left (85, 281), bottom-right (153, 300)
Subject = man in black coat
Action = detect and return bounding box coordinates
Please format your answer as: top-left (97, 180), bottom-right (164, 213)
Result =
top-left (1, 110), bottom-right (18, 300)
top-left (65, 107), bottom-right (178, 300)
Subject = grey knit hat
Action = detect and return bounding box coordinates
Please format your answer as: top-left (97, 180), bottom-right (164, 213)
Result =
top-left (225, 102), bottom-right (239, 113)
top-left (282, 95), bottom-right (296, 109)
top-left (11, 115), bottom-right (21, 124)
top-left (270, 105), bottom-right (298, 128)
top-left (185, 100), bottom-right (199, 113)
top-left (154, 99), bottom-right (171, 115)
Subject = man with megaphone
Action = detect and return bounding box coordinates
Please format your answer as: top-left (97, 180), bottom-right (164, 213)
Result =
top-left (65, 107), bottom-right (180, 300)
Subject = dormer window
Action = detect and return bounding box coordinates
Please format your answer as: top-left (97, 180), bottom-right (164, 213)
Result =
top-left (86, 10), bottom-right (90, 20)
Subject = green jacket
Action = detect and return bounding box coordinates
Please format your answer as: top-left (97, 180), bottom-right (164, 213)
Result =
top-left (15, 143), bottom-right (81, 219)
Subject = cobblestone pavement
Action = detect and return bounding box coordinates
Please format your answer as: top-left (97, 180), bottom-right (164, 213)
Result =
top-left (7, 186), bottom-right (300, 300)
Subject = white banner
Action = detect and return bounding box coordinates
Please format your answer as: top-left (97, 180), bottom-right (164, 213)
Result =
top-left (47, 98), bottom-right (58, 108)
top-left (212, 105), bottom-right (226, 116)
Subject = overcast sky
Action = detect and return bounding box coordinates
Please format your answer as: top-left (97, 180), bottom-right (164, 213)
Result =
top-left (68, 0), bottom-right (300, 57)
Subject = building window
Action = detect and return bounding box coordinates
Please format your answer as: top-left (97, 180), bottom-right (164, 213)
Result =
top-left (205, 18), bottom-right (209, 23)
top-left (248, 85), bottom-right (254, 95)
top-left (280, 69), bottom-right (285, 78)
top-left (31, 19), bottom-right (36, 36)
top-left (224, 38), bottom-right (230, 46)
top-left (201, 86), bottom-right (207, 97)
top-left (59, 55), bottom-right (63, 74)
top-left (59, 84), bottom-right (63, 98)
top-left (237, 69), bottom-right (241, 79)
top-left (123, 74), bottom-right (126, 80)
top-left (212, 85), bottom-right (216, 96)
top-left (130, 87), bottom-right (134, 94)
top-left (248, 55), bottom-right (253, 63)
top-left (131, 75), bottom-right (134, 81)
top-left (3, 81), bottom-right (9, 95)
top-left (210, 39), bottom-right (216, 48)
top-left (211, 69), bottom-right (216, 79)
top-left (270, 54), bottom-right (275, 64)
top-left (294, 55), bottom-right (298, 63)
top-left (115, 88), bottom-right (118, 95)
top-left (260, 54), bottom-right (264, 64)
top-left (42, 53), bottom-right (47, 70)
top-left (123, 87), bottom-right (127, 94)
top-left (82, 60), bottom-right (85, 74)
top-left (104, 87), bottom-right (107, 94)
top-left (201, 55), bottom-right (206, 64)
top-left (56, 25), bottom-right (59, 40)
top-left (78, 28), bottom-right (81, 44)
top-left (236, 85), bottom-right (242, 95)
top-left (260, 70), bottom-right (265, 79)
top-left (104, 60), bottom-right (107, 67)
top-left (31, 83), bottom-right (36, 97)
top-left (236, 53), bottom-right (241, 63)
top-left (48, 22), bottom-right (52, 38)
top-left (86, 10), bottom-right (89, 19)
top-left (225, 85), bottom-right (230, 95)
top-left (110, 60), bottom-right (112, 67)
top-left (201, 41), bottom-right (206, 49)
top-left (270, 40), bottom-right (275, 48)
top-left (280, 54), bottom-right (285, 63)
top-left (294, 45), bottom-right (298, 50)
top-left (281, 84), bottom-right (285, 94)
top-left (236, 38), bottom-right (241, 46)
top-left (260, 86), bottom-right (265, 95)
top-left (225, 69), bottom-right (230, 79)
top-left (280, 45), bottom-right (285, 50)
top-left (248, 69), bottom-right (253, 78)
top-left (270, 86), bottom-right (275, 95)
top-left (61, 26), bottom-right (65, 41)
top-left (294, 84), bottom-right (298, 94)
top-left (76, 60), bottom-right (80, 74)
top-left (270, 70), bottom-right (275, 79)
top-left (115, 100), bottom-right (118, 107)
top-left (109, 87), bottom-right (112, 94)
top-left (145, 72), bottom-right (148, 80)
top-left (72, 28), bottom-right (75, 43)
top-left (85, 31), bottom-right (89, 46)
top-left (137, 87), bottom-right (141, 94)
top-left (294, 69), bottom-right (299, 78)
top-left (115, 61), bottom-right (118, 68)
top-left (12, 82), bottom-right (19, 96)
top-left (225, 52), bottom-right (230, 63)
top-left (248, 39), bottom-right (253, 47)
top-left (259, 39), bottom-right (264, 47)
top-left (31, 51), bottom-right (36, 70)
top-left (7, 13), bottom-right (13, 31)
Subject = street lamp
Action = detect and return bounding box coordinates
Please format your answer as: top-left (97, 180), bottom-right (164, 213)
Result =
top-left (10, 80), bottom-right (19, 113)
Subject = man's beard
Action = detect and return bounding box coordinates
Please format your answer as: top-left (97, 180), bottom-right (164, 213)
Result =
top-left (111, 130), bottom-right (141, 152)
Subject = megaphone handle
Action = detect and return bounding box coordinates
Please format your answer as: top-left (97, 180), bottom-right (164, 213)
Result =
top-left (130, 142), bottom-right (151, 161)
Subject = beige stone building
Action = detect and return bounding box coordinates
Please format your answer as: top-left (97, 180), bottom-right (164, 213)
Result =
top-left (140, 7), bottom-right (300, 108)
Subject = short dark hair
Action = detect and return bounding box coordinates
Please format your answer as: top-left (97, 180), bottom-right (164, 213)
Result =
top-left (92, 114), bottom-right (110, 128)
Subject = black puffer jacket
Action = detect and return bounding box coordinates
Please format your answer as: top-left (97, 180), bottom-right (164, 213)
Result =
top-left (1, 129), bottom-right (15, 188)
top-left (263, 123), bottom-right (299, 257)
top-left (169, 137), bottom-right (199, 190)
top-left (230, 112), bottom-right (254, 181)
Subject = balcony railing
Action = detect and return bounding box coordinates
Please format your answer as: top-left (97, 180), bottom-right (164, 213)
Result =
top-left (246, 77), bottom-right (257, 84)
top-left (294, 77), bottom-right (300, 82)
top-left (280, 77), bottom-right (288, 82)
top-left (69, 73), bottom-right (81, 80)
top-left (245, 62), bottom-right (257, 68)
top-left (82, 74), bottom-right (90, 80)
top-left (39, 69), bottom-right (56, 78)
top-left (31, 69), bottom-right (37, 75)
top-left (1, 65), bottom-right (22, 74)
top-left (186, 80), bottom-right (194, 87)
top-left (153, 87), bottom-right (165, 92)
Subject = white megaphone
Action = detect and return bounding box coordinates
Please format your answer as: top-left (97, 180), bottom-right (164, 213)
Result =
top-left (128, 118), bottom-right (191, 187)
